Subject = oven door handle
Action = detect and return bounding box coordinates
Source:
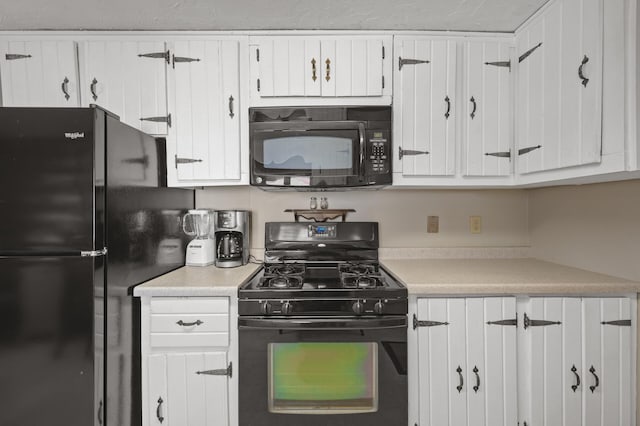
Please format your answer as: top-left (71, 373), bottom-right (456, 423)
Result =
top-left (239, 316), bottom-right (407, 330)
top-left (358, 122), bottom-right (366, 175)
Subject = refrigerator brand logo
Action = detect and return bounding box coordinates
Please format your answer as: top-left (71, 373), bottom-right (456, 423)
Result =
top-left (64, 132), bottom-right (85, 140)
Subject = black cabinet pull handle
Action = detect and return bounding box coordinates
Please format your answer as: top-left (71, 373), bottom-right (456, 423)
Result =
top-left (61, 77), bottom-right (71, 101)
top-left (456, 366), bottom-right (464, 393)
top-left (571, 365), bottom-right (580, 392)
top-left (90, 78), bottom-right (98, 101)
top-left (589, 365), bottom-right (599, 393)
top-left (228, 95), bottom-right (235, 118)
top-left (470, 96), bottom-right (477, 119)
top-left (156, 397), bottom-right (165, 423)
top-left (579, 55), bottom-right (590, 87)
top-left (176, 319), bottom-right (203, 327)
top-left (445, 96), bottom-right (451, 119)
top-left (472, 366), bottom-right (480, 393)
top-left (325, 58), bottom-right (331, 82)
top-left (97, 399), bottom-right (103, 425)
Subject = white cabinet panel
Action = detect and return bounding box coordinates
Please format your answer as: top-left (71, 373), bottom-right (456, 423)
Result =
top-left (147, 355), bottom-right (168, 426)
top-left (0, 40), bottom-right (79, 107)
top-left (416, 297), bottom-right (516, 426)
top-left (80, 40), bottom-right (169, 134)
top-left (516, 0), bottom-right (603, 174)
top-left (252, 36), bottom-right (387, 99)
top-left (462, 40), bottom-right (513, 177)
top-left (170, 39), bottom-right (242, 182)
top-left (394, 37), bottom-right (456, 176)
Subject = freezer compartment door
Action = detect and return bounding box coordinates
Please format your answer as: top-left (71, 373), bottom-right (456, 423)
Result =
top-left (0, 255), bottom-right (102, 426)
top-left (0, 107), bottom-right (101, 253)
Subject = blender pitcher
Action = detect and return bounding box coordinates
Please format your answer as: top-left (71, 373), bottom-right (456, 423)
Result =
top-left (182, 210), bottom-right (215, 266)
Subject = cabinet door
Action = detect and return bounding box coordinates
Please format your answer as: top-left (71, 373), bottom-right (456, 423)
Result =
top-left (516, 0), bottom-right (603, 173)
top-left (80, 40), bottom-right (169, 135)
top-left (462, 40), bottom-right (513, 176)
top-left (466, 298), bottom-right (517, 426)
top-left (171, 39), bottom-right (242, 182)
top-left (416, 298), bottom-right (467, 426)
top-left (0, 40), bottom-right (79, 107)
top-left (255, 37), bottom-right (321, 97)
top-left (146, 352), bottom-right (230, 426)
top-left (583, 297), bottom-right (632, 426)
top-left (147, 354), bottom-right (168, 426)
top-left (323, 37), bottom-right (384, 97)
top-left (520, 297), bottom-right (582, 426)
top-left (394, 38), bottom-right (456, 176)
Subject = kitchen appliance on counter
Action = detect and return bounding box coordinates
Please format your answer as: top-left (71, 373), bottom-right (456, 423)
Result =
top-left (238, 222), bottom-right (408, 426)
top-left (213, 210), bottom-right (250, 268)
top-left (183, 209), bottom-right (215, 266)
top-left (0, 106), bottom-right (194, 426)
top-left (249, 106), bottom-right (392, 190)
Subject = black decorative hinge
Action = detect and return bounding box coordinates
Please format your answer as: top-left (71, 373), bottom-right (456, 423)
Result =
top-left (518, 145), bottom-right (542, 156)
top-left (256, 48), bottom-right (260, 62)
top-left (485, 150), bottom-right (512, 159)
top-left (413, 314), bottom-right (449, 329)
top-left (485, 60), bottom-right (511, 71)
top-left (519, 42), bottom-right (543, 63)
top-left (399, 57), bottom-right (430, 71)
top-left (172, 55), bottom-right (200, 68)
top-left (140, 114), bottom-right (172, 127)
top-left (257, 79), bottom-right (261, 92)
top-left (5, 53), bottom-right (32, 61)
top-left (138, 50), bottom-right (171, 64)
top-left (523, 312), bottom-right (561, 329)
top-left (487, 316), bottom-right (517, 327)
top-left (601, 319), bottom-right (632, 326)
top-left (196, 362), bottom-right (233, 378)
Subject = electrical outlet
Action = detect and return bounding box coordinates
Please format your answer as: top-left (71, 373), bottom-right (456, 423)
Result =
top-left (427, 216), bottom-right (439, 233)
top-left (470, 216), bottom-right (482, 234)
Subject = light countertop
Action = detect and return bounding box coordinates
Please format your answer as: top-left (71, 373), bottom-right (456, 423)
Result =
top-left (381, 258), bottom-right (640, 295)
top-left (133, 263), bottom-right (261, 297)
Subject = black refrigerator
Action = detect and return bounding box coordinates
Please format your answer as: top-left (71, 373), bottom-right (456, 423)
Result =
top-left (0, 106), bottom-right (195, 426)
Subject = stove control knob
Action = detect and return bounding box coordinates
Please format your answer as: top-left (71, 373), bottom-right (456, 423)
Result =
top-left (352, 300), bottom-right (364, 315)
top-left (281, 301), bottom-right (293, 315)
top-left (260, 301), bottom-right (272, 315)
top-left (374, 300), bottom-right (385, 315)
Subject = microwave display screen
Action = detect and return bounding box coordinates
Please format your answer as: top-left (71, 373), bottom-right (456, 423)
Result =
top-left (263, 136), bottom-right (353, 172)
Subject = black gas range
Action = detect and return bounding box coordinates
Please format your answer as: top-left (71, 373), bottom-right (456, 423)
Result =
top-left (238, 222), bottom-right (408, 316)
top-left (238, 222), bottom-right (408, 426)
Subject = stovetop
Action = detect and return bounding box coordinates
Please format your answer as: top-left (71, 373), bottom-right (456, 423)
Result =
top-left (238, 222), bottom-right (407, 316)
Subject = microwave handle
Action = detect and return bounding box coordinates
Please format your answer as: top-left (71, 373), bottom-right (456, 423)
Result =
top-left (358, 122), bottom-right (366, 175)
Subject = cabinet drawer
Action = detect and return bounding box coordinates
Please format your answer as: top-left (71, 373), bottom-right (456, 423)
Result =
top-left (150, 314), bottom-right (229, 333)
top-left (150, 297), bottom-right (229, 314)
top-left (150, 332), bottom-right (229, 348)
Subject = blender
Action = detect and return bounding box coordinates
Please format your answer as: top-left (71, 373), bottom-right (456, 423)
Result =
top-left (183, 209), bottom-right (215, 266)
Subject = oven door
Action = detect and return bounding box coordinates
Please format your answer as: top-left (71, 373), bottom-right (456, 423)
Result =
top-left (239, 316), bottom-right (407, 426)
top-left (250, 121), bottom-right (367, 188)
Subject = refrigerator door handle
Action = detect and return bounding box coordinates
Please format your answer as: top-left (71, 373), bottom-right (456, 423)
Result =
top-left (81, 247), bottom-right (108, 257)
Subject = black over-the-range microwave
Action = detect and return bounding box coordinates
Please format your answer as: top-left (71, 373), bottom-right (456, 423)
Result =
top-left (249, 106), bottom-right (392, 189)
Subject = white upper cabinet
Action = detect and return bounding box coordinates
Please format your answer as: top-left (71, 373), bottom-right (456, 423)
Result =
top-left (249, 36), bottom-right (392, 104)
top-left (516, 0), bottom-right (603, 174)
top-left (79, 39), bottom-right (170, 135)
top-left (167, 38), bottom-right (247, 186)
top-left (462, 40), bottom-right (513, 177)
top-left (394, 37), bottom-right (457, 177)
top-left (0, 40), bottom-right (80, 107)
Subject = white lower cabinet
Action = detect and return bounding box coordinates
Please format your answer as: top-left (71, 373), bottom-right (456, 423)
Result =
top-left (414, 296), bottom-right (635, 426)
top-left (141, 297), bottom-right (232, 426)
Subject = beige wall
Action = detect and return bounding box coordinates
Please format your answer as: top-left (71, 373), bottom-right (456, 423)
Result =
top-left (196, 187), bottom-right (530, 250)
top-left (528, 179), bottom-right (640, 281)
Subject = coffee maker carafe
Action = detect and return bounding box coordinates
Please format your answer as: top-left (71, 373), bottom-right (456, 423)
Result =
top-left (214, 210), bottom-right (250, 268)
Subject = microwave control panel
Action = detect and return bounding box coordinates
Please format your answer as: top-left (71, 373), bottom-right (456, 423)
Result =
top-left (367, 130), bottom-right (390, 175)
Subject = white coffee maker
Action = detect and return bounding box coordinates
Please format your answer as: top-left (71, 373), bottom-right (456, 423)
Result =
top-left (183, 209), bottom-right (215, 266)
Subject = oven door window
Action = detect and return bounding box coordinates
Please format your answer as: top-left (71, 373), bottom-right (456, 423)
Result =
top-left (268, 342), bottom-right (378, 414)
top-left (254, 130), bottom-right (359, 176)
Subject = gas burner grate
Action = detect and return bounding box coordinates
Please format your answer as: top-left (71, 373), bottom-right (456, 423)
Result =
top-left (259, 273), bottom-right (304, 289)
top-left (340, 272), bottom-right (384, 289)
top-left (338, 263), bottom-right (377, 275)
top-left (265, 263), bottom-right (306, 276)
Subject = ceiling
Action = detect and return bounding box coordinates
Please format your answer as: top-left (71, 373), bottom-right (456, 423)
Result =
top-left (1, 0), bottom-right (550, 32)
